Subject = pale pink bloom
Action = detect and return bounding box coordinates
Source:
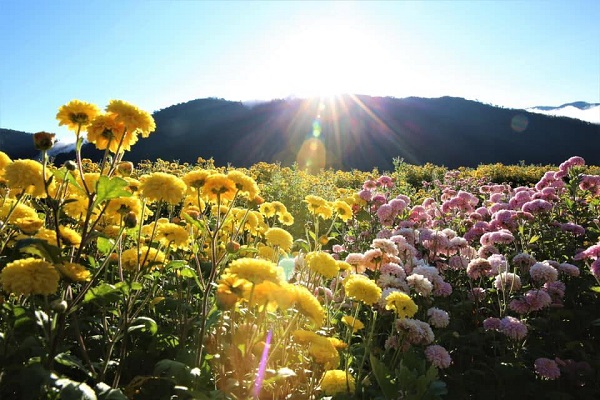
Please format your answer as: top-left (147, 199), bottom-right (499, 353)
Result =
top-left (579, 174), bottom-right (600, 194)
top-left (376, 229), bottom-right (393, 239)
top-left (483, 317), bottom-right (501, 331)
top-left (522, 199), bottom-right (552, 214)
top-left (372, 194), bottom-right (387, 205)
top-left (377, 175), bottom-right (394, 188)
top-left (559, 223), bottom-right (585, 236)
top-left (380, 262), bottom-right (406, 279)
top-left (494, 272), bottom-right (522, 292)
top-left (358, 189), bottom-right (372, 201)
top-left (591, 259), bottom-right (600, 279)
top-left (468, 287), bottom-right (486, 302)
top-left (377, 204), bottom-right (394, 224)
top-left (389, 198), bottom-right (407, 213)
top-left (396, 194), bottom-right (411, 206)
top-left (448, 255), bottom-right (469, 270)
top-left (488, 254), bottom-right (508, 274)
top-left (508, 299), bottom-right (530, 314)
top-left (432, 280), bottom-right (453, 297)
top-left (512, 253), bottom-right (537, 274)
top-left (384, 335), bottom-right (399, 350)
top-left (573, 243), bottom-right (600, 260)
top-left (363, 179), bottom-right (378, 190)
top-left (314, 286), bottom-right (333, 302)
top-left (407, 274), bottom-right (433, 297)
top-left (412, 265), bottom-right (440, 282)
top-left (363, 248), bottom-right (383, 271)
top-left (530, 262), bottom-right (559, 283)
top-left (499, 316), bottom-right (528, 340)
top-left (332, 244), bottom-right (345, 254)
top-left (345, 253), bottom-right (365, 266)
top-left (524, 289), bottom-right (552, 311)
top-left (558, 262), bottom-right (580, 277)
top-left (395, 318), bottom-right (435, 345)
top-left (534, 358), bottom-right (561, 380)
top-left (427, 308), bottom-right (450, 328)
top-left (544, 281), bottom-right (566, 300)
top-left (425, 345), bottom-right (452, 369)
top-left (392, 228), bottom-right (416, 244)
top-left (372, 238), bottom-right (399, 256)
top-left (377, 273), bottom-right (404, 289)
top-left (467, 258), bottom-right (492, 280)
top-left (488, 202), bottom-right (509, 214)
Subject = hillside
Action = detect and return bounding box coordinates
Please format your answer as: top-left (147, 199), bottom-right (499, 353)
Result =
top-left (3, 96), bottom-right (600, 170)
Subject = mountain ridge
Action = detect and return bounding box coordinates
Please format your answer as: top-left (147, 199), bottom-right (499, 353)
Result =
top-left (2, 95), bottom-right (599, 171)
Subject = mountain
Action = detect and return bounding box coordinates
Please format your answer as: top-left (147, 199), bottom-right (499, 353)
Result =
top-left (526, 101), bottom-right (600, 124)
top-left (3, 96), bottom-right (600, 171)
top-left (0, 128), bottom-right (40, 160)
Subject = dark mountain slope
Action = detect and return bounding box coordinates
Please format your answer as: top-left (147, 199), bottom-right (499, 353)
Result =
top-left (5, 95), bottom-right (600, 170)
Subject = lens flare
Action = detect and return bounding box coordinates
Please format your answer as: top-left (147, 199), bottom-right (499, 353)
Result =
top-left (253, 329), bottom-right (273, 398)
top-left (511, 114), bottom-right (529, 132)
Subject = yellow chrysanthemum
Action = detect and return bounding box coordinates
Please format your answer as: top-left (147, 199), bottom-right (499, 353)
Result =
top-left (265, 227), bottom-right (294, 252)
top-left (270, 201), bottom-right (287, 216)
top-left (305, 195), bottom-right (328, 213)
top-left (0, 257), bottom-right (60, 296)
top-left (14, 217), bottom-right (44, 235)
top-left (182, 194), bottom-right (206, 213)
top-left (315, 204), bottom-right (333, 220)
top-left (294, 285), bottom-right (325, 327)
top-left (216, 273), bottom-right (251, 310)
top-left (245, 280), bottom-right (281, 312)
top-left (279, 212), bottom-right (294, 226)
top-left (62, 195), bottom-right (91, 220)
top-left (105, 99), bottom-right (156, 137)
top-left (202, 173), bottom-right (237, 202)
top-left (102, 196), bottom-right (143, 226)
top-left (155, 222), bottom-right (190, 249)
top-left (56, 262), bottom-right (91, 282)
top-left (306, 251), bottom-right (339, 279)
top-left (34, 226), bottom-right (81, 247)
top-left (333, 200), bottom-right (353, 222)
top-left (140, 172), bottom-right (187, 205)
top-left (336, 261), bottom-right (352, 271)
top-left (328, 337), bottom-right (348, 350)
top-left (308, 336), bottom-right (340, 369)
top-left (259, 202), bottom-right (276, 218)
top-left (182, 169), bottom-right (214, 193)
top-left (121, 246), bottom-right (166, 271)
top-left (56, 100), bottom-right (101, 131)
top-left (86, 112), bottom-right (137, 153)
top-left (292, 329), bottom-right (320, 344)
top-left (4, 159), bottom-right (48, 197)
top-left (343, 274), bottom-right (382, 305)
top-left (0, 200), bottom-right (38, 222)
top-left (226, 258), bottom-right (281, 285)
top-left (227, 170), bottom-right (259, 200)
top-left (341, 315), bottom-right (365, 333)
top-left (385, 291), bottom-right (418, 318)
top-left (320, 370), bottom-right (355, 395)
top-left (0, 151), bottom-right (12, 178)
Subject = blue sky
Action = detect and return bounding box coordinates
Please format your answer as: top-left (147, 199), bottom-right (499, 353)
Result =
top-left (1, 0), bottom-right (598, 143)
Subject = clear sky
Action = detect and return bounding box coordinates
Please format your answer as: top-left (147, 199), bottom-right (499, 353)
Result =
top-left (1, 0), bottom-right (598, 143)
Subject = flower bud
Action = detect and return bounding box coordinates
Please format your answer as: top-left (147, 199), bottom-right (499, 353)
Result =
top-left (64, 160), bottom-right (77, 171)
top-left (33, 131), bottom-right (56, 151)
top-left (51, 299), bottom-right (68, 313)
top-left (124, 211), bottom-right (138, 228)
top-left (117, 161), bottom-right (134, 177)
top-left (226, 241), bottom-right (241, 253)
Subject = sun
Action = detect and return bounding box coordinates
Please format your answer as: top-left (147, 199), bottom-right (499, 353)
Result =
top-left (262, 22), bottom-right (392, 98)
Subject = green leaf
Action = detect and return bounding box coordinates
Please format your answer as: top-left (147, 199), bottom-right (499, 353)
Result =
top-left (53, 168), bottom-right (84, 194)
top-left (56, 378), bottom-right (97, 400)
top-left (83, 283), bottom-right (121, 304)
top-left (179, 266), bottom-right (198, 279)
top-left (166, 260), bottom-right (188, 270)
top-left (369, 353), bottom-right (400, 400)
top-left (55, 353), bottom-right (92, 379)
top-left (128, 316), bottom-right (158, 335)
top-left (95, 383), bottom-right (128, 400)
top-left (94, 176), bottom-right (132, 206)
top-left (97, 237), bottom-right (115, 256)
top-left (590, 286), bottom-right (600, 293)
top-left (154, 359), bottom-right (192, 386)
top-left (591, 318), bottom-right (600, 326)
top-left (16, 238), bottom-right (62, 263)
top-left (529, 235), bottom-right (540, 244)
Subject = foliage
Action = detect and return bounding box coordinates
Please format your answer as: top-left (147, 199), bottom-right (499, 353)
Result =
top-left (0, 100), bottom-right (599, 400)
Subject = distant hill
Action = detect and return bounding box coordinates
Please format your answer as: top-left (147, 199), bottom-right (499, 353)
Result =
top-left (3, 95), bottom-right (600, 170)
top-left (526, 101), bottom-right (600, 124)
top-left (0, 128), bottom-right (40, 160)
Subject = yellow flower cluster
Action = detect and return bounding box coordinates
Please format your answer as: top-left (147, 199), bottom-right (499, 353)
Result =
top-left (306, 251), bottom-right (339, 279)
top-left (0, 257), bottom-right (60, 296)
top-left (385, 291), bottom-right (418, 318)
top-left (343, 274), bottom-right (382, 305)
top-left (320, 369), bottom-right (356, 395)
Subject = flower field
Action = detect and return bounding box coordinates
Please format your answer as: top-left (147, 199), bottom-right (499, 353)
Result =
top-left (1, 100), bottom-right (599, 400)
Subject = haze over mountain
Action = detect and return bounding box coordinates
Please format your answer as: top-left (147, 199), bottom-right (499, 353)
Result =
top-left (526, 102), bottom-right (600, 124)
top-left (2, 95), bottom-right (599, 171)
